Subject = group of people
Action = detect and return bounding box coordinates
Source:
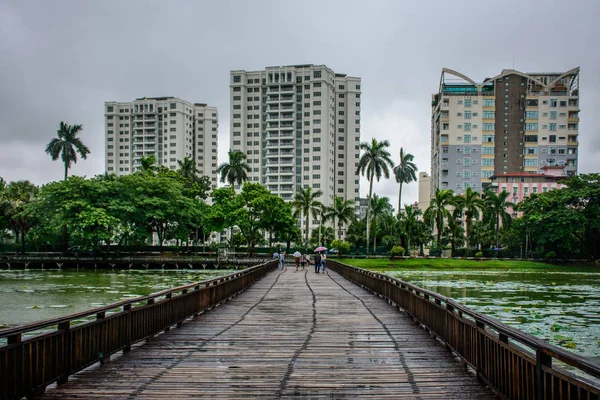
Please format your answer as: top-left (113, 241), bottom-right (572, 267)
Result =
top-left (273, 248), bottom-right (327, 274)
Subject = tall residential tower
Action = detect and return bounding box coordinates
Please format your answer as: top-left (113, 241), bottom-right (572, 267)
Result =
top-left (105, 97), bottom-right (219, 187)
top-left (229, 64), bottom-right (361, 238)
top-left (430, 67), bottom-right (580, 195)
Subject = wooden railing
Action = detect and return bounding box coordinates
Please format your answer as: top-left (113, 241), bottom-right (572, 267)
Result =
top-left (0, 260), bottom-right (277, 400)
top-left (329, 260), bottom-right (600, 400)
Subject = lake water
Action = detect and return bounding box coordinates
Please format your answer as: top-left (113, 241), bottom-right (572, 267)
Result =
top-left (1, 266), bottom-right (599, 364)
top-left (0, 268), bottom-right (231, 329)
top-left (383, 267), bottom-right (600, 362)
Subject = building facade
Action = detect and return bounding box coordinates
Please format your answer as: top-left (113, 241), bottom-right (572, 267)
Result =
top-left (431, 67), bottom-right (580, 196)
top-left (229, 65), bottom-right (361, 238)
top-left (486, 166), bottom-right (568, 216)
top-left (417, 172), bottom-right (431, 213)
top-left (105, 97), bottom-right (219, 187)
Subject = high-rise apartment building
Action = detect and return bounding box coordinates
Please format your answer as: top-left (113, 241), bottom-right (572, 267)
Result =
top-left (229, 64), bottom-right (361, 238)
top-left (105, 97), bottom-right (219, 187)
top-left (430, 67), bottom-right (580, 196)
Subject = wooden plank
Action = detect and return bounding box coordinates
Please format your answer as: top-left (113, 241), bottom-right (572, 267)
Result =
top-left (39, 268), bottom-right (496, 399)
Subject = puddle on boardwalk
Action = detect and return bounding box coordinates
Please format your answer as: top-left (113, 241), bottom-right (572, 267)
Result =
top-left (0, 268), bottom-right (232, 329)
top-left (382, 268), bottom-right (600, 361)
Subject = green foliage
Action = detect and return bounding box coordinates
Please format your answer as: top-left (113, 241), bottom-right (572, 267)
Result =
top-left (331, 239), bottom-right (351, 256)
top-left (45, 121), bottom-right (89, 180)
top-left (518, 173), bottom-right (600, 260)
top-left (393, 147), bottom-right (418, 212)
top-left (475, 251), bottom-right (483, 257)
top-left (389, 246), bottom-right (405, 257)
top-left (217, 150), bottom-right (251, 186)
top-left (544, 251), bottom-right (557, 261)
top-left (292, 186), bottom-right (323, 249)
top-left (356, 138), bottom-right (394, 254)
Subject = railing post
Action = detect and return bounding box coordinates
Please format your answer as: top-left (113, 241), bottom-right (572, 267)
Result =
top-left (164, 294), bottom-right (172, 332)
top-left (476, 320), bottom-right (485, 382)
top-left (535, 348), bottom-right (551, 400)
top-left (123, 304), bottom-right (132, 353)
top-left (177, 289), bottom-right (188, 327)
top-left (57, 321), bottom-right (71, 385)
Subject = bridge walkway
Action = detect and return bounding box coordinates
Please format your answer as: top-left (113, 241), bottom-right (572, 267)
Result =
top-left (39, 266), bottom-right (495, 399)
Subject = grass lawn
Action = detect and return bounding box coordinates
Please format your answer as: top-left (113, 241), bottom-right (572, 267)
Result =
top-left (337, 257), bottom-right (587, 270)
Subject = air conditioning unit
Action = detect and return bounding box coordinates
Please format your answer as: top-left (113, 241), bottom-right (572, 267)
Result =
top-left (541, 160), bottom-right (547, 165)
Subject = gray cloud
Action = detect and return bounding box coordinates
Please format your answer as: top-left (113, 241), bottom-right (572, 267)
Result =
top-left (1, 0), bottom-right (598, 209)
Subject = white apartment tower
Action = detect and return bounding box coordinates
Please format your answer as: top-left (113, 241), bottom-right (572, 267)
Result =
top-left (229, 65), bottom-right (361, 238)
top-left (431, 68), bottom-right (580, 196)
top-left (105, 97), bottom-right (219, 187)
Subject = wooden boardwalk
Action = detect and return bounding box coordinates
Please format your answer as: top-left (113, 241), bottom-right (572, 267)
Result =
top-left (39, 266), bottom-right (496, 399)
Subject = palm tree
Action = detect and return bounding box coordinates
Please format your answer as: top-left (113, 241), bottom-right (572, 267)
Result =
top-left (483, 189), bottom-right (515, 254)
top-left (454, 187), bottom-right (485, 254)
top-left (424, 188), bottom-right (457, 246)
top-left (140, 155), bottom-right (157, 174)
top-left (291, 186), bottom-right (323, 250)
top-left (442, 209), bottom-right (465, 256)
top-left (45, 121), bottom-right (89, 180)
top-left (393, 148), bottom-right (418, 213)
top-left (177, 157), bottom-right (200, 182)
top-left (398, 205), bottom-right (422, 256)
top-left (324, 196), bottom-right (356, 240)
top-left (217, 150), bottom-right (251, 186)
top-left (356, 138), bottom-right (394, 254)
top-left (369, 194), bottom-right (393, 251)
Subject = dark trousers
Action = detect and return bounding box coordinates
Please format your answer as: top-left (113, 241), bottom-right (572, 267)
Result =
top-left (314, 262), bottom-right (320, 273)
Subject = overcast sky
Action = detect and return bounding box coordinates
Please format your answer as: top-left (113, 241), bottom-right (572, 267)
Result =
top-left (1, 0), bottom-right (599, 208)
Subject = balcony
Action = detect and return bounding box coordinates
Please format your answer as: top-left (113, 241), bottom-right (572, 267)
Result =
top-left (280, 168), bottom-right (294, 174)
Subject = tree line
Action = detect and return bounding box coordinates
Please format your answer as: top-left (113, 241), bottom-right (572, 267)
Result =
top-left (1, 122), bottom-right (598, 260)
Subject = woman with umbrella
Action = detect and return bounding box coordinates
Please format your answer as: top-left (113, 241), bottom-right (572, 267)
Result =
top-left (314, 246), bottom-right (327, 274)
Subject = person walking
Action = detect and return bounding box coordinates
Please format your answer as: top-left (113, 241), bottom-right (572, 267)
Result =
top-left (320, 251), bottom-right (327, 273)
top-left (313, 252), bottom-right (321, 274)
top-left (301, 253), bottom-right (309, 271)
top-left (293, 250), bottom-right (302, 271)
top-left (279, 250), bottom-right (286, 270)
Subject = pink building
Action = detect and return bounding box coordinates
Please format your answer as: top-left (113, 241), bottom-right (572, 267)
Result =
top-left (486, 166), bottom-right (568, 216)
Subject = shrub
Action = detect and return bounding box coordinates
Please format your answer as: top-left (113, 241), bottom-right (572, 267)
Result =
top-left (475, 251), bottom-right (483, 258)
top-left (331, 239), bottom-right (351, 256)
top-left (389, 246), bottom-right (405, 257)
top-left (545, 250), bottom-right (557, 260)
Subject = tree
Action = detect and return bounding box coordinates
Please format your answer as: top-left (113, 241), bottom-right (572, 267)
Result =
top-left (45, 121), bottom-right (89, 180)
top-left (217, 150), bottom-right (251, 186)
top-left (442, 209), bottom-right (465, 256)
top-left (368, 194), bottom-right (393, 251)
top-left (346, 220), bottom-right (366, 249)
top-left (517, 174), bottom-right (600, 259)
top-left (177, 157), bottom-right (200, 182)
top-left (398, 205), bottom-right (422, 256)
top-left (236, 183), bottom-right (286, 252)
top-left (4, 180), bottom-right (38, 252)
top-left (424, 188), bottom-right (456, 246)
top-left (454, 187), bottom-right (485, 254)
top-left (292, 186), bottom-right (323, 250)
top-left (483, 189), bottom-right (514, 253)
top-left (323, 196), bottom-right (356, 240)
top-left (393, 147), bottom-right (418, 213)
top-left (140, 155), bottom-right (157, 174)
top-left (356, 138), bottom-right (394, 254)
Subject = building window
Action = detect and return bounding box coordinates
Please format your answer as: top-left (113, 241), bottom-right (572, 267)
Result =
top-left (525, 123), bottom-right (538, 131)
top-left (313, 71), bottom-right (321, 78)
top-left (464, 111), bottom-right (472, 119)
top-left (549, 123), bottom-right (557, 131)
top-left (233, 75), bottom-right (241, 83)
top-left (483, 123), bottom-right (495, 131)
